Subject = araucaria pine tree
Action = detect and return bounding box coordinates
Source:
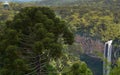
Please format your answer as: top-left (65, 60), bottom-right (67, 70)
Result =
top-left (0, 7), bottom-right (74, 75)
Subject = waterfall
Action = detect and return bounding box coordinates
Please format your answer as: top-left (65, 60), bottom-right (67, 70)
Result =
top-left (103, 40), bottom-right (112, 75)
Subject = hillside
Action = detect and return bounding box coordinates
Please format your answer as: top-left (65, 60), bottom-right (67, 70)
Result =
top-left (0, 1), bottom-right (120, 75)
top-left (37, 0), bottom-right (120, 7)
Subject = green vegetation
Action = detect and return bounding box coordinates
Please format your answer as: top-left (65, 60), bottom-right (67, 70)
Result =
top-left (50, 1), bottom-right (120, 75)
top-left (0, 0), bottom-right (120, 75)
top-left (110, 58), bottom-right (120, 75)
top-left (0, 6), bottom-right (73, 74)
top-left (0, 6), bottom-right (93, 75)
top-left (63, 61), bottom-right (93, 75)
top-left (53, 6), bottom-right (120, 42)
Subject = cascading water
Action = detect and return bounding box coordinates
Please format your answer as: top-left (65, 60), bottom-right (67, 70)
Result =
top-left (103, 40), bottom-right (112, 75)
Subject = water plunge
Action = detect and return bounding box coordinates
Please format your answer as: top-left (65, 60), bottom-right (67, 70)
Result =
top-left (103, 40), bottom-right (112, 75)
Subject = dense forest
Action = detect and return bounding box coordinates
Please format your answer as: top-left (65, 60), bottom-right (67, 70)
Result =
top-left (0, 0), bottom-right (120, 75)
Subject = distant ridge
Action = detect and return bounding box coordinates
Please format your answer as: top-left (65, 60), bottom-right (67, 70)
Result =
top-left (37, 0), bottom-right (120, 6)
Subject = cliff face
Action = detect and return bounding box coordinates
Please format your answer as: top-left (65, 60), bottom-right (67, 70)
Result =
top-left (75, 35), bottom-right (104, 56)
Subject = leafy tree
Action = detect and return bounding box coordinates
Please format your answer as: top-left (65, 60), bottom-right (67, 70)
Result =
top-left (110, 58), bottom-right (120, 75)
top-left (63, 61), bottom-right (93, 75)
top-left (0, 7), bottom-right (74, 75)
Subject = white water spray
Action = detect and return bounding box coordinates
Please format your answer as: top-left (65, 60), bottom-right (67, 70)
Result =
top-left (103, 40), bottom-right (112, 75)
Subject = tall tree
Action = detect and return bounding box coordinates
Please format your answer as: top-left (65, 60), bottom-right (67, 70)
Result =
top-left (0, 7), bottom-right (74, 75)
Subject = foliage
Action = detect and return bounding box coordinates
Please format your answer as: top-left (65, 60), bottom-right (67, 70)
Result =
top-left (60, 7), bottom-right (120, 42)
top-left (0, 7), bottom-right (74, 74)
top-left (63, 61), bottom-right (93, 75)
top-left (110, 58), bottom-right (120, 75)
top-left (1, 1), bottom-right (120, 75)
